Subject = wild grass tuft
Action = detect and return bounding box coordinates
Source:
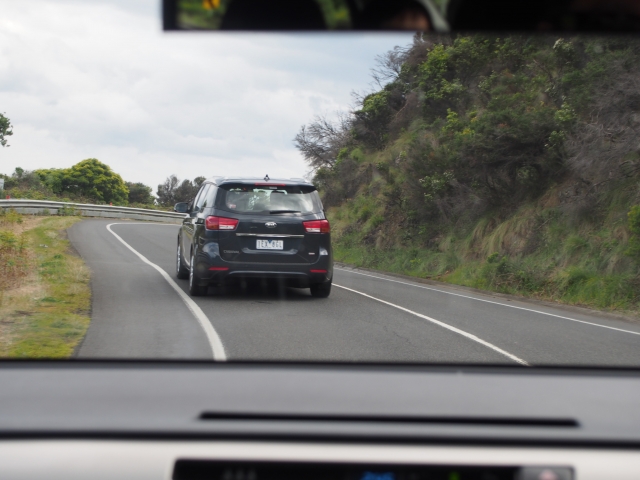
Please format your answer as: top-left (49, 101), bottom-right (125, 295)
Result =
top-left (0, 216), bottom-right (90, 358)
top-left (0, 210), bottom-right (29, 291)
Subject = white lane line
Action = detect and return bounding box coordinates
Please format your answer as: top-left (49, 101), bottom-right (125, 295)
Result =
top-left (334, 284), bottom-right (530, 366)
top-left (336, 268), bottom-right (640, 337)
top-left (106, 223), bottom-right (227, 361)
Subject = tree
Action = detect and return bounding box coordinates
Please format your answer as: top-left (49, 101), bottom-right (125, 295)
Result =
top-left (126, 182), bottom-right (154, 205)
top-left (156, 175), bottom-right (205, 207)
top-left (37, 159), bottom-right (129, 204)
top-left (174, 179), bottom-right (200, 203)
top-left (1, 167), bottom-right (57, 198)
top-left (193, 176), bottom-right (206, 188)
top-left (66, 159), bottom-right (129, 204)
top-left (0, 113), bottom-right (13, 147)
top-left (156, 175), bottom-right (180, 206)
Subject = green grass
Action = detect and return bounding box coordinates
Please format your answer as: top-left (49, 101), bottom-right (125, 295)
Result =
top-left (0, 216), bottom-right (90, 358)
top-left (335, 239), bottom-right (639, 312)
top-left (331, 185), bottom-right (640, 314)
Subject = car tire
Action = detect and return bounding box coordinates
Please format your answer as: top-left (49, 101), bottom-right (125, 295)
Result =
top-left (176, 240), bottom-right (189, 280)
top-left (310, 279), bottom-right (331, 298)
top-left (189, 252), bottom-right (208, 296)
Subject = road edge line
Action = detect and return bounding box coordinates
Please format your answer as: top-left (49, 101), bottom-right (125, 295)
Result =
top-left (334, 284), bottom-right (530, 366)
top-left (106, 223), bottom-right (227, 361)
top-left (336, 268), bottom-right (640, 337)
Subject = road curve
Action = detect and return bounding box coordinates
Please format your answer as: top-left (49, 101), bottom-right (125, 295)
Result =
top-left (68, 219), bottom-right (640, 365)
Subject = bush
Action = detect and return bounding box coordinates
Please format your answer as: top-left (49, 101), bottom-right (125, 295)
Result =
top-left (58, 206), bottom-right (79, 217)
top-left (37, 159), bottom-right (129, 205)
top-left (0, 209), bottom-right (23, 226)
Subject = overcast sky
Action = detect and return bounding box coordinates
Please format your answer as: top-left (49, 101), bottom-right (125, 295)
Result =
top-left (0, 0), bottom-right (412, 192)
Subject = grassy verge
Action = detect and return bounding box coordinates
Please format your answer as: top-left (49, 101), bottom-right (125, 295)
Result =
top-left (331, 183), bottom-right (640, 316)
top-left (0, 212), bottom-right (90, 357)
top-left (334, 241), bottom-right (640, 315)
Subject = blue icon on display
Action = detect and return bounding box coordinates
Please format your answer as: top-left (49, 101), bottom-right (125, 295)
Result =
top-left (360, 472), bottom-right (395, 480)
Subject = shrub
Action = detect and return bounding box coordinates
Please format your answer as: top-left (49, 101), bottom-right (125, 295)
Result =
top-left (58, 206), bottom-right (80, 217)
top-left (0, 209), bottom-right (23, 226)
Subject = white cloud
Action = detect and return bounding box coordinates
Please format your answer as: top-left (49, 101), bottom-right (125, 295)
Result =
top-left (0, 0), bottom-right (412, 191)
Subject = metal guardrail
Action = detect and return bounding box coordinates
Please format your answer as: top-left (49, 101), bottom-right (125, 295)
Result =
top-left (0, 199), bottom-right (186, 224)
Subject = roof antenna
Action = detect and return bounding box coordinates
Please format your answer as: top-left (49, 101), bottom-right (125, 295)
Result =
top-left (264, 174), bottom-right (270, 181)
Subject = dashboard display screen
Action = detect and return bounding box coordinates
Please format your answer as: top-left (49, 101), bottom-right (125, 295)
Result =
top-left (172, 461), bottom-right (556, 480)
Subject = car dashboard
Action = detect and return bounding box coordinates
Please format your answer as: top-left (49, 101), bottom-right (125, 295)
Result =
top-left (0, 362), bottom-right (639, 479)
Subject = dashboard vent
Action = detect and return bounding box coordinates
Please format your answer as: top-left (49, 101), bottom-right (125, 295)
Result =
top-left (199, 412), bottom-right (578, 428)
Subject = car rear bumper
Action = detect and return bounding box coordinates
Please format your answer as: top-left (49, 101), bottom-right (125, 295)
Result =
top-left (193, 244), bottom-right (333, 287)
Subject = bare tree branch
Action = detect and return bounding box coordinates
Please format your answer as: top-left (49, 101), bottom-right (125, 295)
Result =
top-left (370, 46), bottom-right (410, 88)
top-left (294, 114), bottom-right (352, 170)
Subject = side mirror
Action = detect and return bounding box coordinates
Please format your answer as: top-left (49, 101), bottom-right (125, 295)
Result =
top-left (174, 202), bottom-right (189, 213)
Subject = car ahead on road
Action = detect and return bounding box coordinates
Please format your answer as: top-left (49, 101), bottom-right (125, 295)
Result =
top-left (174, 177), bottom-right (333, 297)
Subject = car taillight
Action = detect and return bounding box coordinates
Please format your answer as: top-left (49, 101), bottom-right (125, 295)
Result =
top-left (303, 219), bottom-right (330, 233)
top-left (205, 216), bottom-right (239, 231)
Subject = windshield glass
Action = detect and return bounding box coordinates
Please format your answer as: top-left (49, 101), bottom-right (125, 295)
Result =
top-left (2, 0), bottom-right (640, 366)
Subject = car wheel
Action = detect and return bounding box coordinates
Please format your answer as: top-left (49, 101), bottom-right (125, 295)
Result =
top-left (310, 279), bottom-right (331, 298)
top-left (189, 252), bottom-right (208, 296)
top-left (176, 240), bottom-right (189, 279)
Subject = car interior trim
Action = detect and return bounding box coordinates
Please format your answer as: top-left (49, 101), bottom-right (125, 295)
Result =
top-left (0, 440), bottom-right (638, 480)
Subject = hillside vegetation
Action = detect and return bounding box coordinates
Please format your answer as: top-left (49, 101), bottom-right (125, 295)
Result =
top-left (296, 34), bottom-right (640, 312)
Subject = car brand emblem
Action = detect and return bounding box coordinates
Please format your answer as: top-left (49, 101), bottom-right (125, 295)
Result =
top-left (265, 222), bottom-right (277, 228)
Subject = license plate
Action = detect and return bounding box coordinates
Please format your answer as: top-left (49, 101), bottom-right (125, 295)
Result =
top-left (256, 239), bottom-right (283, 250)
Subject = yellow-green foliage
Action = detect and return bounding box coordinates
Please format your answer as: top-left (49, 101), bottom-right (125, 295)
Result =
top-left (2, 162), bottom-right (152, 207)
top-left (36, 159), bottom-right (129, 205)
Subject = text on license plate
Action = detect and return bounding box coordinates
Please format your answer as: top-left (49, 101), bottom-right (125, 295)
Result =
top-left (256, 239), bottom-right (284, 250)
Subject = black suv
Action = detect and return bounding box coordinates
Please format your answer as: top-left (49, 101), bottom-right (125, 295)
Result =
top-left (174, 177), bottom-right (333, 298)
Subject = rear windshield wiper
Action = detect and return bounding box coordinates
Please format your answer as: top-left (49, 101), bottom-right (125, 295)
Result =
top-left (269, 210), bottom-right (301, 214)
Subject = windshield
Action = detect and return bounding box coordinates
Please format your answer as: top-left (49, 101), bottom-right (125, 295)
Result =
top-left (2, 0), bottom-right (640, 367)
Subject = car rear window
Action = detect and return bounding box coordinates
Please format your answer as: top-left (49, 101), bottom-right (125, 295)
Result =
top-left (214, 183), bottom-right (324, 215)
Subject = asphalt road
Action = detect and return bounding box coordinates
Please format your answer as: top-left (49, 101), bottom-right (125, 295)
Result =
top-left (68, 219), bottom-right (640, 365)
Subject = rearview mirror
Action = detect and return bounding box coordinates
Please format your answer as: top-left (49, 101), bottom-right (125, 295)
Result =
top-left (174, 202), bottom-right (190, 213)
top-left (163, 0), bottom-right (449, 31)
top-left (163, 0), bottom-right (640, 32)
